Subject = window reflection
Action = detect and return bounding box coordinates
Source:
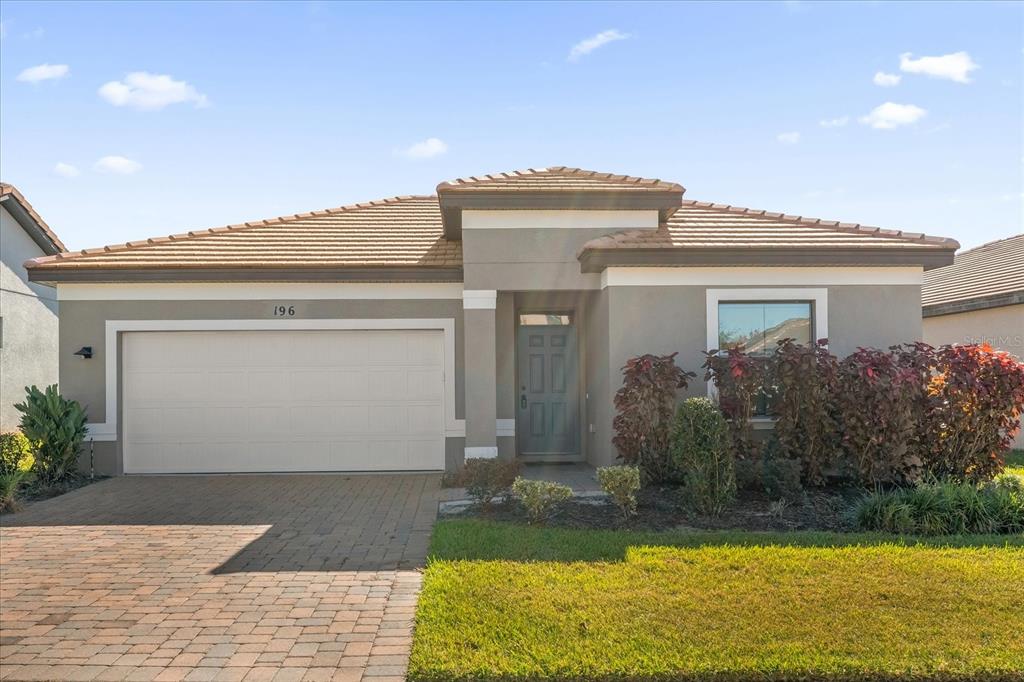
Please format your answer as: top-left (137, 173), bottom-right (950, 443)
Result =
top-left (718, 302), bottom-right (812, 354)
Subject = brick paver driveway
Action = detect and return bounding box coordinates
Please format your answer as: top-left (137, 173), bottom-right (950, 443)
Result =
top-left (0, 474), bottom-right (441, 682)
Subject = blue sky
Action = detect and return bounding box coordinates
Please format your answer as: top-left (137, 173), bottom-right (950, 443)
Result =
top-left (1, 1), bottom-right (1021, 251)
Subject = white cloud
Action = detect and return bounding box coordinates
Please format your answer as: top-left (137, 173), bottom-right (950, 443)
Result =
top-left (16, 63), bottom-right (69, 83)
top-left (53, 162), bottom-right (80, 178)
top-left (94, 155), bottom-right (143, 175)
top-left (98, 72), bottom-right (208, 111)
top-left (819, 116), bottom-right (849, 128)
top-left (776, 131), bottom-right (801, 144)
top-left (399, 137), bottom-right (448, 159)
top-left (859, 102), bottom-right (927, 129)
top-left (873, 71), bottom-right (901, 87)
top-left (568, 29), bottom-right (630, 62)
top-left (899, 51), bottom-right (978, 84)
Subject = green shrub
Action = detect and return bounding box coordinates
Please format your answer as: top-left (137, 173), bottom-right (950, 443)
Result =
top-left (671, 397), bottom-right (736, 515)
top-left (762, 457), bottom-right (803, 503)
top-left (0, 431), bottom-right (35, 475)
top-left (14, 385), bottom-right (88, 486)
top-left (734, 457), bottom-right (763, 491)
top-left (853, 479), bottom-right (1024, 535)
top-left (597, 465), bottom-right (641, 519)
top-left (456, 458), bottom-right (520, 508)
top-left (0, 470), bottom-right (31, 513)
top-left (511, 478), bottom-right (573, 525)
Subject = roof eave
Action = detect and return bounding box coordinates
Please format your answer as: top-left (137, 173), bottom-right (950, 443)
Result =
top-left (923, 290), bottom-right (1024, 318)
top-left (27, 265), bottom-right (465, 285)
top-left (0, 192), bottom-right (65, 254)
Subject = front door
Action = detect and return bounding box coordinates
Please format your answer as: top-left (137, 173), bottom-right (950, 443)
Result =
top-left (516, 318), bottom-right (579, 455)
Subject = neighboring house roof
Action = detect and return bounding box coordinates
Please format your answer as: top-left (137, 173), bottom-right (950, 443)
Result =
top-left (0, 183), bottom-right (66, 254)
top-left (922, 234), bottom-right (1024, 317)
top-left (27, 195), bottom-right (463, 282)
top-left (24, 167), bottom-right (959, 283)
top-left (578, 200), bottom-right (958, 271)
top-left (436, 166), bottom-right (684, 194)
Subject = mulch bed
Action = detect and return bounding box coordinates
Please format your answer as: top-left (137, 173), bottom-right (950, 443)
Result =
top-left (444, 485), bottom-right (862, 532)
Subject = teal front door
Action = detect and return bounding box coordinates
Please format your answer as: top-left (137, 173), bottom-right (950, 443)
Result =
top-left (516, 321), bottom-right (579, 455)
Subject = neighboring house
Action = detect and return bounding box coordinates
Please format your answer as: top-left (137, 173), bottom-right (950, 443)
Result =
top-left (24, 167), bottom-right (958, 475)
top-left (923, 234), bottom-right (1024, 448)
top-left (1, 183), bottom-right (65, 431)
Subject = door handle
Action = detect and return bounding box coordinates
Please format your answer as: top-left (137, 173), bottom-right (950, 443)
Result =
top-left (520, 395), bottom-right (527, 410)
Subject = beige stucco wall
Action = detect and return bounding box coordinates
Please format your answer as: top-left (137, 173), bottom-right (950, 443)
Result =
top-left (924, 303), bottom-right (1024, 448)
top-left (1, 206), bottom-right (58, 430)
top-left (57, 298), bottom-right (466, 474)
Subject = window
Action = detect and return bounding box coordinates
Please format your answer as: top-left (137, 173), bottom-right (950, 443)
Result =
top-left (519, 314), bottom-right (572, 326)
top-left (718, 301), bottom-right (813, 354)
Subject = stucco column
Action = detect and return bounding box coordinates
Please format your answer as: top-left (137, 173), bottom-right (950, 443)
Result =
top-left (463, 290), bottom-right (498, 458)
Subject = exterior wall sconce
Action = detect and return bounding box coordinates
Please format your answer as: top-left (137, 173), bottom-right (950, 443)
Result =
top-left (73, 346), bottom-right (93, 359)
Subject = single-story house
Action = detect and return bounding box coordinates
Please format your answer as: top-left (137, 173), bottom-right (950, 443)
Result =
top-left (923, 234), bottom-right (1023, 447)
top-left (25, 167), bottom-right (959, 475)
top-left (1, 183), bottom-right (65, 431)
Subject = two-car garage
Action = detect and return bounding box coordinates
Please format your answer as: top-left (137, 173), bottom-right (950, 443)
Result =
top-left (121, 328), bottom-right (447, 474)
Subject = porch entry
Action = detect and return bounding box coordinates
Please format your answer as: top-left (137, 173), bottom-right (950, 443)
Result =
top-left (516, 314), bottom-right (579, 457)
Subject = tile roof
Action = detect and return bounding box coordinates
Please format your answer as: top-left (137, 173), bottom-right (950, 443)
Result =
top-left (1, 182), bottom-right (66, 253)
top-left (436, 166), bottom-right (684, 194)
top-left (922, 234), bottom-right (1024, 309)
top-left (580, 200), bottom-right (959, 253)
top-left (27, 195), bottom-right (461, 272)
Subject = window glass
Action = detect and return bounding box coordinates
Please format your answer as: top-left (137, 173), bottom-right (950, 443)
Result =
top-left (718, 301), bottom-right (812, 354)
top-left (519, 314), bottom-right (572, 326)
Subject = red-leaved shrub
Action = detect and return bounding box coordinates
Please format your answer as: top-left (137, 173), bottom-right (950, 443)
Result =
top-left (613, 353), bottom-right (695, 484)
top-left (702, 348), bottom-right (768, 460)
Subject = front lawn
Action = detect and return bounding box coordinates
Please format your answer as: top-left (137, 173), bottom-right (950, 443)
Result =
top-left (1006, 448), bottom-right (1024, 477)
top-left (410, 520), bottom-right (1024, 681)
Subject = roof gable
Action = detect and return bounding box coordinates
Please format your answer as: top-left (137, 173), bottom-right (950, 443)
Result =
top-left (0, 183), bottom-right (66, 254)
top-left (436, 166), bottom-right (684, 193)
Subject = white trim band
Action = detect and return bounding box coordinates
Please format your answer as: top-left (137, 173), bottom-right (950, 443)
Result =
top-left (57, 282), bottom-right (465, 301)
top-left (465, 446), bottom-right (498, 459)
top-left (602, 266), bottom-right (923, 289)
top-left (463, 289), bottom-right (497, 309)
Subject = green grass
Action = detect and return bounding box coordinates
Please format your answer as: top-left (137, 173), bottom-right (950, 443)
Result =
top-left (1006, 449), bottom-right (1024, 477)
top-left (410, 520), bottom-right (1024, 681)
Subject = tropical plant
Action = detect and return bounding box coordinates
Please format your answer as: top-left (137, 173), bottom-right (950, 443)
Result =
top-left (456, 457), bottom-right (520, 508)
top-left (702, 347), bottom-right (769, 460)
top-left (612, 353), bottom-right (695, 484)
top-left (511, 478), bottom-right (573, 524)
top-left (0, 431), bottom-right (35, 475)
top-left (671, 397), bottom-right (736, 515)
top-left (597, 465), bottom-right (641, 519)
top-left (14, 385), bottom-right (88, 486)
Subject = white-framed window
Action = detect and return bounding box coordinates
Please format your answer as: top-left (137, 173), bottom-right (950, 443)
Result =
top-left (706, 288), bottom-right (828, 355)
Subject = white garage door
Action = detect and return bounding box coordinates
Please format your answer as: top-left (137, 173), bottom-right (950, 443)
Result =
top-left (122, 329), bottom-right (445, 473)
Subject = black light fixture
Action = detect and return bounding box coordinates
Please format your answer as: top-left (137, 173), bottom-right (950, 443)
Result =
top-left (73, 346), bottom-right (93, 359)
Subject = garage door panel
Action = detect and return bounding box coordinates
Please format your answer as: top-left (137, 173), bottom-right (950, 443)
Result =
top-left (367, 369), bottom-right (407, 400)
top-left (407, 369), bottom-right (444, 399)
top-left (206, 372), bottom-right (250, 402)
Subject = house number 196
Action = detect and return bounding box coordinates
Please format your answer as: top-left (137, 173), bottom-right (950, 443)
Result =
top-left (273, 305), bottom-right (296, 317)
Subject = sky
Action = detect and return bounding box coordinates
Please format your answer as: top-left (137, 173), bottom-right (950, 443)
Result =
top-left (1, 0), bottom-right (1021, 252)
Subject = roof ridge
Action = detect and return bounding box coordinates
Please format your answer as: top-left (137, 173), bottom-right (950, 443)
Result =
top-left (676, 199), bottom-right (958, 248)
top-left (436, 166), bottom-right (684, 192)
top-left (26, 194), bottom-right (439, 267)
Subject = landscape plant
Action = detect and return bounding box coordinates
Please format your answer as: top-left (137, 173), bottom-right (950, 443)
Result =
top-left (511, 478), bottom-right (573, 524)
top-left (612, 353), bottom-right (694, 484)
top-left (0, 432), bottom-right (35, 513)
top-left (596, 465), bottom-right (640, 519)
top-left (670, 397), bottom-right (736, 515)
top-left (14, 385), bottom-right (88, 487)
top-left (761, 456), bottom-right (803, 503)
top-left (702, 347), bottom-right (768, 460)
top-left (456, 457), bottom-right (520, 509)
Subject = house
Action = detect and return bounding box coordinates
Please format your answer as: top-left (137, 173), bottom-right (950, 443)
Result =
top-left (923, 234), bottom-right (1023, 447)
top-left (24, 167), bottom-right (959, 475)
top-left (1, 184), bottom-right (65, 431)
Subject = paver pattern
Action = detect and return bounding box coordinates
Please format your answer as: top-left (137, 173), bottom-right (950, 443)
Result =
top-left (0, 474), bottom-right (440, 682)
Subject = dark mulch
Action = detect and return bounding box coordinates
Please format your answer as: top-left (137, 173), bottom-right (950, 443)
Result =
top-left (2, 476), bottom-right (107, 516)
top-left (446, 485), bottom-right (863, 533)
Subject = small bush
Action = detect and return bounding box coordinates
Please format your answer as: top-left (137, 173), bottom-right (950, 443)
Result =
top-left (762, 457), bottom-right (803, 503)
top-left (15, 385), bottom-right (88, 486)
top-left (511, 478), bottom-right (573, 524)
top-left (734, 458), bottom-right (763, 491)
top-left (597, 465), bottom-right (641, 519)
top-left (613, 353), bottom-right (695, 484)
top-left (853, 479), bottom-right (1024, 535)
top-left (702, 347), bottom-right (770, 460)
top-left (456, 458), bottom-right (520, 508)
top-left (0, 432), bottom-right (35, 475)
top-left (671, 397), bottom-right (736, 515)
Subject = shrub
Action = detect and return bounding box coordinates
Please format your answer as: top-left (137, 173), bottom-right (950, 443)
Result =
top-left (770, 339), bottom-right (840, 485)
top-left (835, 348), bottom-right (922, 486)
top-left (0, 471), bottom-right (31, 513)
top-left (597, 465), bottom-right (641, 519)
top-left (612, 353), bottom-right (695, 484)
top-left (511, 478), bottom-right (573, 524)
top-left (762, 457), bottom-right (803, 503)
top-left (0, 432), bottom-right (35, 475)
top-left (734, 458), bottom-right (763, 491)
top-left (853, 479), bottom-right (1024, 535)
top-left (925, 344), bottom-right (1024, 482)
top-left (702, 348), bottom-right (769, 460)
top-left (455, 458), bottom-right (519, 508)
top-left (671, 397), bottom-right (736, 515)
top-left (14, 385), bottom-right (88, 486)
